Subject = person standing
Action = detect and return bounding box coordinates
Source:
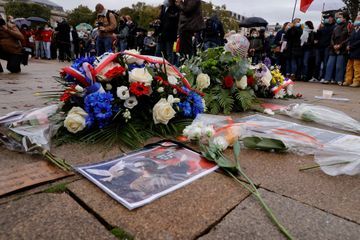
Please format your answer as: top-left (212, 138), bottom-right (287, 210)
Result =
top-left (176, 0), bottom-right (204, 59)
top-left (41, 24), bottom-right (52, 60)
top-left (56, 19), bottom-right (71, 61)
top-left (273, 22), bottom-right (289, 72)
top-left (156, 0), bottom-right (179, 64)
top-left (202, 15), bottom-right (225, 50)
top-left (343, 15), bottom-right (360, 87)
top-left (310, 14), bottom-right (336, 82)
top-left (248, 28), bottom-right (264, 65)
top-left (95, 3), bottom-right (117, 56)
top-left (323, 12), bottom-right (349, 85)
top-left (34, 26), bottom-right (43, 59)
top-left (117, 16), bottom-right (129, 52)
top-left (284, 18), bottom-right (303, 80)
top-left (300, 21), bottom-right (315, 81)
top-left (0, 18), bottom-right (25, 73)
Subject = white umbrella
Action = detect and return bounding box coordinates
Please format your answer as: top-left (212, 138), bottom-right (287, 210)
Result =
top-left (307, 0), bottom-right (345, 12)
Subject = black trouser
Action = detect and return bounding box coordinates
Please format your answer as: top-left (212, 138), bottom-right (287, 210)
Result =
top-left (0, 50), bottom-right (22, 73)
top-left (58, 41), bottom-right (71, 61)
top-left (179, 31), bottom-right (194, 59)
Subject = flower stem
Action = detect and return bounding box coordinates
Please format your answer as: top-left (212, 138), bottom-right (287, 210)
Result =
top-left (225, 169), bottom-right (294, 240)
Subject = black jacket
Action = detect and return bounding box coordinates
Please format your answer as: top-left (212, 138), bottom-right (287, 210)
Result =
top-left (302, 31), bottom-right (315, 51)
top-left (178, 0), bottom-right (205, 34)
top-left (159, 4), bottom-right (180, 42)
top-left (330, 22), bottom-right (349, 55)
top-left (315, 23), bottom-right (335, 48)
top-left (285, 26), bottom-right (303, 57)
top-left (348, 28), bottom-right (360, 59)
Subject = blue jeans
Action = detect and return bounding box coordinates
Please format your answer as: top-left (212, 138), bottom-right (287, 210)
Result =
top-left (286, 56), bottom-right (302, 76)
top-left (96, 36), bottom-right (113, 56)
top-left (117, 39), bottom-right (127, 52)
top-left (315, 47), bottom-right (330, 80)
top-left (156, 40), bottom-right (174, 64)
top-left (302, 50), bottom-right (312, 79)
top-left (324, 55), bottom-right (346, 83)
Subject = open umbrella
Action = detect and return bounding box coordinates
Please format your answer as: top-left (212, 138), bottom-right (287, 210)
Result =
top-left (27, 17), bottom-right (48, 23)
top-left (239, 17), bottom-right (268, 28)
top-left (307, 0), bottom-right (345, 12)
top-left (14, 18), bottom-right (31, 28)
top-left (76, 23), bottom-right (93, 32)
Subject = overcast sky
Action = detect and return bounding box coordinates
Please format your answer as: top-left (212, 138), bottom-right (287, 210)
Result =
top-left (51, 0), bottom-right (340, 26)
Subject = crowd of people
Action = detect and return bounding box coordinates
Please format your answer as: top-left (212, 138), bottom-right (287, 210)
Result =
top-left (0, 0), bottom-right (359, 87)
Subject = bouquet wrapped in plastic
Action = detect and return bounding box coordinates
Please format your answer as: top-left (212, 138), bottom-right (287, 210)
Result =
top-left (281, 103), bottom-right (360, 134)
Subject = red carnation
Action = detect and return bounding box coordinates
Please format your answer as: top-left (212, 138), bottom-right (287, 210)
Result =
top-left (247, 75), bottom-right (255, 86)
top-left (223, 76), bottom-right (234, 89)
top-left (60, 85), bottom-right (76, 102)
top-left (129, 82), bottom-right (150, 96)
top-left (104, 66), bottom-right (126, 79)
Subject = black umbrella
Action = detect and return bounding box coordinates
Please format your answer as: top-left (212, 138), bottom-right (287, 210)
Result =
top-left (239, 17), bottom-right (268, 28)
top-left (27, 17), bottom-right (48, 23)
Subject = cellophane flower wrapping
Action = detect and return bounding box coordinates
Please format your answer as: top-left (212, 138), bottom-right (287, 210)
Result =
top-left (281, 103), bottom-right (360, 134)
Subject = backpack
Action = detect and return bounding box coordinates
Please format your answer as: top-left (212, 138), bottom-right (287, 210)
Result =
top-left (205, 18), bottom-right (219, 37)
top-left (106, 10), bottom-right (119, 34)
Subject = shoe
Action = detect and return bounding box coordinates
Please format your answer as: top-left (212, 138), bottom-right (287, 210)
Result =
top-left (350, 82), bottom-right (360, 87)
top-left (342, 82), bottom-right (351, 86)
top-left (309, 78), bottom-right (319, 82)
top-left (337, 82), bottom-right (343, 86)
top-left (330, 80), bottom-right (335, 84)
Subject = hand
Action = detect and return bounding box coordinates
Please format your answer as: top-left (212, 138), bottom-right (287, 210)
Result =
top-left (99, 26), bottom-right (105, 31)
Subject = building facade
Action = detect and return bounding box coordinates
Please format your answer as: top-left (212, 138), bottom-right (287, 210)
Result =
top-left (0, 0), bottom-right (66, 26)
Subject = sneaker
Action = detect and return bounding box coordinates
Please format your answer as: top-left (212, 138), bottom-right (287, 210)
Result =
top-left (350, 82), bottom-right (360, 87)
top-left (322, 80), bottom-right (329, 84)
top-left (309, 78), bottom-right (319, 82)
top-left (330, 80), bottom-right (335, 84)
top-left (337, 82), bottom-right (343, 86)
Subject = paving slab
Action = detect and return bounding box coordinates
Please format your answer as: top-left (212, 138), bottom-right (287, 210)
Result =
top-left (0, 192), bottom-right (116, 240)
top-left (222, 149), bottom-right (360, 224)
top-left (200, 189), bottom-right (360, 240)
top-left (67, 172), bottom-right (250, 240)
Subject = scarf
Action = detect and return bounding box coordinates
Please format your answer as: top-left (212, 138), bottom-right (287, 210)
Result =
top-left (301, 27), bottom-right (312, 46)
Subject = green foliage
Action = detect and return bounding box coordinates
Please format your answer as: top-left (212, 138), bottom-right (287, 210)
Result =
top-left (243, 137), bottom-right (287, 152)
top-left (43, 183), bottom-right (67, 193)
top-left (111, 227), bottom-right (134, 240)
top-left (4, 1), bottom-right (51, 20)
top-left (66, 5), bottom-right (96, 26)
top-left (342, 0), bottom-right (359, 21)
top-left (119, 2), bottom-right (160, 30)
top-left (234, 90), bottom-right (256, 111)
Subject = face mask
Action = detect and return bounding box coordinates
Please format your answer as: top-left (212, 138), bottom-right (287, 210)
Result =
top-left (354, 21), bottom-right (360, 26)
top-left (336, 18), bottom-right (343, 24)
top-left (295, 23), bottom-right (301, 27)
top-left (252, 34), bottom-right (258, 38)
top-left (163, 0), bottom-right (170, 6)
top-left (323, 19), bottom-right (329, 24)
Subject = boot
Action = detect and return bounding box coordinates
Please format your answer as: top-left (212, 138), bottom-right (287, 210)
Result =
top-left (350, 82), bottom-right (360, 87)
top-left (342, 82), bottom-right (351, 86)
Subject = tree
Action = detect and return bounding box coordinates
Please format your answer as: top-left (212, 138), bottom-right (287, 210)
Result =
top-left (67, 5), bottom-right (96, 26)
top-left (201, 2), bottom-right (239, 32)
top-left (4, 1), bottom-right (51, 20)
top-left (342, 0), bottom-right (359, 21)
top-left (118, 2), bottom-right (160, 30)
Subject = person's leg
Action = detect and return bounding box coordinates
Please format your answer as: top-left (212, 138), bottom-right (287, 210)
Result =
top-left (322, 47), bottom-right (330, 80)
top-left (352, 60), bottom-right (360, 85)
top-left (104, 37), bottom-right (113, 53)
top-left (46, 42), bottom-right (51, 59)
top-left (314, 48), bottom-right (322, 80)
top-left (344, 59), bottom-right (354, 85)
top-left (324, 55), bottom-right (336, 83)
top-left (96, 37), bottom-right (103, 56)
top-left (335, 55), bottom-right (346, 84)
top-left (165, 41), bottom-right (174, 64)
top-left (302, 50), bottom-right (310, 80)
top-left (285, 57), bottom-right (292, 76)
top-left (179, 31), bottom-right (193, 59)
top-left (6, 54), bottom-right (22, 73)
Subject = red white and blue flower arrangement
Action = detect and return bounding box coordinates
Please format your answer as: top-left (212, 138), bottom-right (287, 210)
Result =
top-left (54, 50), bottom-right (205, 148)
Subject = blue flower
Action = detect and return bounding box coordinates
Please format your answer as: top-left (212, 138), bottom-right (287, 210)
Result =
top-left (178, 89), bottom-right (204, 118)
top-left (84, 92), bottom-right (115, 128)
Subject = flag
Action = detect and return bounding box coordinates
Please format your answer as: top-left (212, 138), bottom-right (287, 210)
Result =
top-left (300, 0), bottom-right (314, 13)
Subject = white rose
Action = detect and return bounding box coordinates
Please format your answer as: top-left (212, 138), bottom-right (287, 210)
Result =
top-left (212, 136), bottom-right (229, 151)
top-left (168, 75), bottom-right (179, 85)
top-left (236, 76), bottom-right (248, 90)
top-left (124, 96), bottom-right (138, 109)
top-left (117, 86), bottom-right (130, 100)
top-left (129, 68), bottom-right (153, 86)
top-left (124, 49), bottom-right (145, 65)
top-left (189, 126), bottom-right (202, 140)
top-left (157, 87), bottom-right (164, 93)
top-left (196, 73), bottom-right (211, 90)
top-left (167, 95), bottom-right (180, 105)
top-left (202, 125), bottom-right (215, 138)
top-left (64, 107), bottom-right (88, 133)
top-left (153, 98), bottom-right (176, 125)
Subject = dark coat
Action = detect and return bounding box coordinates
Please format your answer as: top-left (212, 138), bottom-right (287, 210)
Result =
top-left (284, 26), bottom-right (303, 57)
top-left (177, 0), bottom-right (205, 34)
top-left (302, 31), bottom-right (315, 51)
top-left (159, 4), bottom-right (180, 42)
top-left (315, 23), bottom-right (335, 48)
top-left (329, 23), bottom-right (349, 55)
top-left (56, 21), bottom-right (70, 43)
top-left (0, 24), bottom-right (24, 55)
top-left (348, 28), bottom-right (360, 59)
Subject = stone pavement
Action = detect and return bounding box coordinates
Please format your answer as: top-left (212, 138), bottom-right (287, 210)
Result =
top-left (0, 59), bottom-right (359, 240)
